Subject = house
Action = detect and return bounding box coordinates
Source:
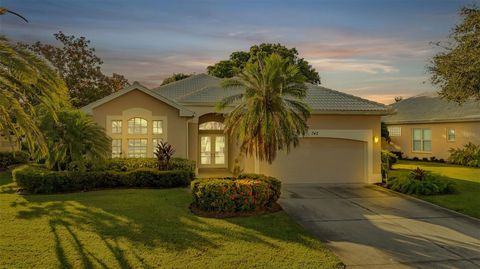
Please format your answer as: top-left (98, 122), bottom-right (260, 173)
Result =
top-left (382, 92), bottom-right (480, 160)
top-left (81, 73), bottom-right (392, 183)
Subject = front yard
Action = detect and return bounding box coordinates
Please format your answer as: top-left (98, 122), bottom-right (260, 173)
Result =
top-left (0, 171), bottom-right (341, 269)
top-left (390, 160), bottom-right (480, 219)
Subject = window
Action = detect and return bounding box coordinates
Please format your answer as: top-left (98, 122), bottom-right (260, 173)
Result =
top-left (112, 139), bottom-right (122, 158)
top-left (447, 128), bottom-right (455, 141)
top-left (128, 118), bottom-right (147, 134)
top-left (412, 128), bottom-right (432, 152)
top-left (152, 120), bottom-right (163, 134)
top-left (111, 120), bottom-right (122, 134)
top-left (128, 139), bottom-right (147, 158)
top-left (387, 126), bottom-right (401, 137)
top-left (152, 138), bottom-right (162, 154)
top-left (199, 121), bottom-right (225, 130)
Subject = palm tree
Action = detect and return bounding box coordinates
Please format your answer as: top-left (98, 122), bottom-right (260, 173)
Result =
top-left (40, 110), bottom-right (111, 171)
top-left (217, 53), bottom-right (311, 164)
top-left (0, 7), bottom-right (28, 23)
top-left (0, 37), bottom-right (69, 156)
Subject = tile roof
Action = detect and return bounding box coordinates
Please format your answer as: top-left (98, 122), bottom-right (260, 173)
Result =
top-left (382, 92), bottom-right (480, 124)
top-left (154, 73), bottom-right (392, 114)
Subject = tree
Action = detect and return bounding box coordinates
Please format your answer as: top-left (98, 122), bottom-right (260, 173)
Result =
top-left (20, 32), bottom-right (129, 108)
top-left (207, 43), bottom-right (321, 84)
top-left (0, 37), bottom-right (69, 155)
top-left (161, 73), bottom-right (192, 85)
top-left (429, 6), bottom-right (480, 103)
top-left (217, 54), bottom-right (311, 163)
top-left (0, 7), bottom-right (28, 22)
top-left (40, 110), bottom-right (111, 171)
top-left (394, 96), bottom-right (403, 103)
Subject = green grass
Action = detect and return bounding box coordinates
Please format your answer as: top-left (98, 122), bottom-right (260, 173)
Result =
top-left (0, 171), bottom-right (341, 269)
top-left (390, 160), bottom-right (480, 218)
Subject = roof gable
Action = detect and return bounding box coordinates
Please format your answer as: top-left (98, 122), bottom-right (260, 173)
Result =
top-left (383, 92), bottom-right (480, 124)
top-left (81, 82), bottom-right (195, 117)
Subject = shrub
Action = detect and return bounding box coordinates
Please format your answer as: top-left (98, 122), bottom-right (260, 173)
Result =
top-left (0, 151), bottom-right (29, 170)
top-left (104, 157), bottom-right (195, 174)
top-left (381, 150), bottom-right (398, 169)
top-left (154, 141), bottom-right (176, 170)
top-left (386, 167), bottom-right (455, 195)
top-left (13, 165), bottom-right (192, 194)
top-left (448, 143), bottom-right (480, 167)
top-left (191, 174), bottom-right (281, 213)
top-left (391, 151), bottom-right (403, 160)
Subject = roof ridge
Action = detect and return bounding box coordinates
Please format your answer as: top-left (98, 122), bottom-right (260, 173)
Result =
top-left (309, 84), bottom-right (389, 109)
top-left (153, 73), bottom-right (219, 91)
top-left (176, 84), bottom-right (217, 101)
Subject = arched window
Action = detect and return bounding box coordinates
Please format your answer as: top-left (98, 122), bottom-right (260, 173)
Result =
top-left (128, 117), bottom-right (147, 134)
top-left (199, 121), bottom-right (225, 130)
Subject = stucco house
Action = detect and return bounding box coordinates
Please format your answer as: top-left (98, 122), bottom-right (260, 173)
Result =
top-left (81, 73), bottom-right (392, 184)
top-left (382, 92), bottom-right (480, 160)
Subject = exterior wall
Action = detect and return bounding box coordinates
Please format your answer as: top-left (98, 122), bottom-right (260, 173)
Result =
top-left (91, 89), bottom-right (191, 158)
top-left (385, 121), bottom-right (480, 160)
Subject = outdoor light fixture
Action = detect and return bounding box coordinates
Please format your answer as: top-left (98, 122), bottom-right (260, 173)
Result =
top-left (373, 136), bottom-right (379, 143)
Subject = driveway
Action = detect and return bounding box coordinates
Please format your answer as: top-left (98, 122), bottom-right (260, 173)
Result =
top-left (280, 184), bottom-right (480, 269)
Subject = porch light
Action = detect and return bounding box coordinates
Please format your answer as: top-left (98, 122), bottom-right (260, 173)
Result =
top-left (373, 136), bottom-right (379, 144)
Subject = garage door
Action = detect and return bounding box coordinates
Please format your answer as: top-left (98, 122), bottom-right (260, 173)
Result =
top-left (259, 138), bottom-right (366, 183)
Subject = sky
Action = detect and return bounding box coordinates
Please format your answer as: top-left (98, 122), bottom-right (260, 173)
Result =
top-left (1, 0), bottom-right (477, 104)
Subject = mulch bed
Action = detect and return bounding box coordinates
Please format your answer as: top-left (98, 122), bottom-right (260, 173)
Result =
top-left (190, 202), bottom-right (283, 218)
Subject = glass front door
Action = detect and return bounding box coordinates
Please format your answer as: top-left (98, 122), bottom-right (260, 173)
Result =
top-left (199, 134), bottom-right (227, 168)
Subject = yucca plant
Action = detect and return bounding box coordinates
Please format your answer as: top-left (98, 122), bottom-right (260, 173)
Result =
top-left (154, 141), bottom-right (176, 170)
top-left (217, 53), bottom-right (311, 164)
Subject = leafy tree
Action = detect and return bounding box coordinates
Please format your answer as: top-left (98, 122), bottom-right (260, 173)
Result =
top-left (161, 73), bottom-right (192, 85)
top-left (40, 110), bottom-right (111, 171)
top-left (20, 31), bottom-right (129, 108)
top-left (0, 37), bottom-right (69, 155)
top-left (208, 43), bottom-right (320, 84)
top-left (217, 54), bottom-right (311, 163)
top-left (429, 6), bottom-right (480, 103)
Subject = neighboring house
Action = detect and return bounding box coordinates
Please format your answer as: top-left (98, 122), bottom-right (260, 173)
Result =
top-left (81, 73), bottom-right (392, 184)
top-left (382, 92), bottom-right (480, 160)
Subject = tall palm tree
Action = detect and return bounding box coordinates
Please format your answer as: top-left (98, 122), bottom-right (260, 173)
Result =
top-left (0, 7), bottom-right (28, 23)
top-left (217, 53), bottom-right (311, 164)
top-left (0, 37), bottom-right (69, 155)
top-left (40, 110), bottom-right (111, 171)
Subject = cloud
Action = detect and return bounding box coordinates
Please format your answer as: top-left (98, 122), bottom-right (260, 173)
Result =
top-left (310, 58), bottom-right (398, 74)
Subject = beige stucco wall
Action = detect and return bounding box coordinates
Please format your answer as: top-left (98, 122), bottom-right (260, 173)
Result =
top-left (385, 121), bottom-right (480, 160)
top-left (91, 89), bottom-right (191, 158)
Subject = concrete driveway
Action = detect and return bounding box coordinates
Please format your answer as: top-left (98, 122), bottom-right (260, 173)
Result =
top-left (280, 184), bottom-right (480, 269)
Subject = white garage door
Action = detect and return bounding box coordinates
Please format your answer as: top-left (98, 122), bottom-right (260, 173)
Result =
top-left (259, 138), bottom-right (366, 183)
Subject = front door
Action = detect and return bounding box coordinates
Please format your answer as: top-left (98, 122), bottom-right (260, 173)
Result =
top-left (199, 134), bottom-right (227, 168)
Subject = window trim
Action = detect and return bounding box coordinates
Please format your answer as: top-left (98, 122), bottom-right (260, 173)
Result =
top-left (447, 128), bottom-right (455, 142)
top-left (412, 128), bottom-right (432, 153)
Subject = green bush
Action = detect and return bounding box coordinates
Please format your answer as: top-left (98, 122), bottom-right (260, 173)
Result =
top-left (13, 165), bottom-right (192, 194)
top-left (105, 158), bottom-right (195, 173)
top-left (0, 151), bottom-right (29, 170)
top-left (191, 174), bottom-right (281, 213)
top-left (386, 168), bottom-right (455, 195)
top-left (448, 143), bottom-right (480, 167)
top-left (381, 150), bottom-right (398, 169)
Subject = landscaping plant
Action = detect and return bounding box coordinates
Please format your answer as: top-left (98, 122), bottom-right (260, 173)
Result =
top-left (154, 141), bottom-right (176, 170)
top-left (386, 167), bottom-right (455, 195)
top-left (448, 143), bottom-right (480, 167)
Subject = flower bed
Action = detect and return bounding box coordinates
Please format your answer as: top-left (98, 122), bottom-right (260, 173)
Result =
top-left (190, 174), bottom-right (281, 217)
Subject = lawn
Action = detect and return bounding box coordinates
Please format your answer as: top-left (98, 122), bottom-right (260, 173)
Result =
top-left (390, 160), bottom-right (480, 219)
top-left (0, 171), bottom-right (341, 269)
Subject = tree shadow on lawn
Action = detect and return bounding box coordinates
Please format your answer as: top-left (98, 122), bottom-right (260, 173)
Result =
top-left (11, 188), bottom-right (321, 268)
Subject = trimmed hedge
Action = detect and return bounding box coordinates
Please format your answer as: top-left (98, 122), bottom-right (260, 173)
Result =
top-left (105, 158), bottom-right (195, 173)
top-left (191, 174), bottom-right (281, 213)
top-left (14, 165), bottom-right (193, 194)
top-left (0, 151), bottom-right (29, 170)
